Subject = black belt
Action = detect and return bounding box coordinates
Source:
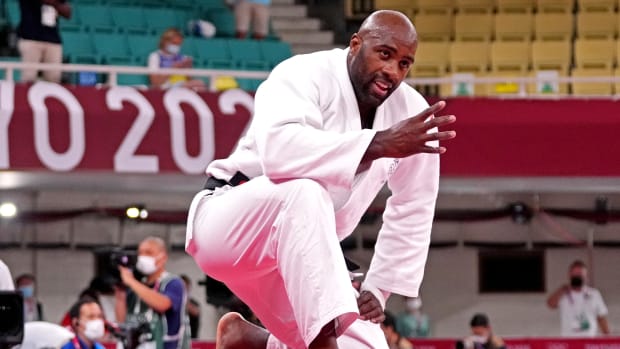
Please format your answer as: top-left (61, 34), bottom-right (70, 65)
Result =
top-left (204, 171), bottom-right (250, 190)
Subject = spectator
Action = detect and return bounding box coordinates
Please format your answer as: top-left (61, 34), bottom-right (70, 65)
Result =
top-left (233, 0), bottom-right (271, 40)
top-left (547, 260), bottom-right (610, 337)
top-left (61, 297), bottom-right (106, 349)
top-left (16, 273), bottom-right (44, 322)
top-left (60, 288), bottom-right (101, 327)
top-left (0, 259), bottom-right (14, 290)
top-left (17, 0), bottom-right (72, 83)
top-left (115, 236), bottom-right (190, 349)
top-left (396, 296), bottom-right (431, 338)
top-left (180, 274), bottom-right (201, 339)
top-left (381, 311), bottom-right (413, 349)
top-left (458, 313), bottom-right (505, 349)
top-left (148, 28), bottom-right (206, 90)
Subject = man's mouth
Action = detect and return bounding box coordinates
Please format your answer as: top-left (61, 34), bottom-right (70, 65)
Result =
top-left (371, 80), bottom-right (392, 98)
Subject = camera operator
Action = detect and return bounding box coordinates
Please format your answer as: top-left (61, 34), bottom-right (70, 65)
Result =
top-left (114, 237), bottom-right (190, 349)
top-left (61, 297), bottom-right (106, 349)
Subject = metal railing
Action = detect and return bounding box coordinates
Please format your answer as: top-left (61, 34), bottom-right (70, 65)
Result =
top-left (2, 61), bottom-right (620, 96)
top-left (0, 61), bottom-right (271, 91)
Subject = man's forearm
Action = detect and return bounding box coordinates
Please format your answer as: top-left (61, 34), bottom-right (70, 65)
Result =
top-left (126, 278), bottom-right (172, 313)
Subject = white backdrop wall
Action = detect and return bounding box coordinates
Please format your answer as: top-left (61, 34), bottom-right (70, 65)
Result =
top-left (1, 246), bottom-right (618, 340)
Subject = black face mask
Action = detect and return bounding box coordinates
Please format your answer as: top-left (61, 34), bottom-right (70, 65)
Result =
top-left (570, 276), bottom-right (584, 288)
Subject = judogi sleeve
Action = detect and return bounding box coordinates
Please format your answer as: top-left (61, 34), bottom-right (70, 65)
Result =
top-left (365, 98), bottom-right (440, 297)
top-left (252, 60), bottom-right (376, 190)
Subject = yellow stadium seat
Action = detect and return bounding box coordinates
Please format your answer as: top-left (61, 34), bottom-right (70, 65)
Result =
top-left (491, 41), bottom-right (531, 73)
top-left (494, 13), bottom-right (534, 41)
top-left (454, 13), bottom-right (494, 41)
top-left (456, 0), bottom-right (496, 13)
top-left (450, 41), bottom-right (490, 73)
top-left (536, 0), bottom-right (575, 13)
top-left (410, 41), bottom-right (451, 78)
top-left (571, 67), bottom-right (613, 95)
top-left (417, 0), bottom-right (455, 14)
top-left (574, 39), bottom-right (615, 69)
top-left (576, 12), bottom-right (617, 40)
top-left (374, 0), bottom-right (415, 18)
top-left (577, 0), bottom-right (617, 12)
top-left (534, 13), bottom-right (574, 41)
top-left (413, 14), bottom-right (454, 41)
top-left (615, 67), bottom-right (620, 94)
top-left (496, 0), bottom-right (536, 13)
top-left (531, 40), bottom-right (572, 73)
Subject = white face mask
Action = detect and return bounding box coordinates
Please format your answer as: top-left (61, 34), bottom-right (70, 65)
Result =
top-left (136, 255), bottom-right (158, 275)
top-left (83, 319), bottom-right (105, 340)
top-left (165, 43), bottom-right (181, 55)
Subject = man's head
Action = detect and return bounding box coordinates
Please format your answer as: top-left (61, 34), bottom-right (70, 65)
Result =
top-left (469, 313), bottom-right (490, 337)
top-left (347, 10), bottom-right (418, 111)
top-left (69, 297), bottom-right (105, 343)
top-left (159, 28), bottom-right (184, 55)
top-left (15, 273), bottom-right (36, 299)
top-left (137, 236), bottom-right (168, 277)
top-left (568, 260), bottom-right (588, 290)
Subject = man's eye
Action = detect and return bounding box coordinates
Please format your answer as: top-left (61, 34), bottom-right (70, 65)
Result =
top-left (380, 50), bottom-right (390, 58)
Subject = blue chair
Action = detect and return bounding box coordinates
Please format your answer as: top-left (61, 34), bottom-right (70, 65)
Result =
top-left (110, 6), bottom-right (149, 34)
top-left (127, 34), bottom-right (159, 65)
top-left (228, 39), bottom-right (269, 70)
top-left (192, 38), bottom-right (233, 69)
top-left (259, 41), bottom-right (293, 69)
top-left (61, 31), bottom-right (98, 63)
top-left (79, 5), bottom-right (115, 33)
top-left (93, 32), bottom-right (132, 65)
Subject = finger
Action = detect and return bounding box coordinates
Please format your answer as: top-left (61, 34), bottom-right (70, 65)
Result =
top-left (419, 130), bottom-right (457, 143)
top-left (413, 101), bottom-right (446, 121)
top-left (418, 145), bottom-right (447, 154)
top-left (370, 312), bottom-right (386, 324)
top-left (421, 114), bottom-right (456, 132)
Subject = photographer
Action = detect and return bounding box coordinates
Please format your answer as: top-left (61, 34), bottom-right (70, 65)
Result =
top-left (61, 297), bottom-right (106, 349)
top-left (114, 237), bottom-right (190, 349)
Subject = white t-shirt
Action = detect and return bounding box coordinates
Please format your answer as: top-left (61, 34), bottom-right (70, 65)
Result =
top-left (0, 259), bottom-right (15, 291)
top-left (558, 286), bottom-right (608, 337)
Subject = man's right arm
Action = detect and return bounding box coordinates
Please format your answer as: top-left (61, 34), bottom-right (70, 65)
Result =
top-left (546, 284), bottom-right (568, 309)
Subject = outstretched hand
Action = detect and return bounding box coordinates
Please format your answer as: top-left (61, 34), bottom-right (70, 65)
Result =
top-left (363, 100), bottom-right (456, 164)
top-left (357, 291), bottom-right (385, 324)
top-left (383, 100), bottom-right (456, 157)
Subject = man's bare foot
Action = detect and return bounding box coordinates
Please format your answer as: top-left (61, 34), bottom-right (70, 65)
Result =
top-left (216, 312), bottom-right (270, 349)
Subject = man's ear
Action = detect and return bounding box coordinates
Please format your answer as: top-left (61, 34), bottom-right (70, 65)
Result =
top-left (349, 33), bottom-right (362, 54)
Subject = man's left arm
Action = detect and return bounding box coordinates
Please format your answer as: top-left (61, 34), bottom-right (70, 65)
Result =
top-left (595, 290), bottom-right (610, 335)
top-left (119, 267), bottom-right (172, 313)
top-left (364, 137), bottom-right (440, 298)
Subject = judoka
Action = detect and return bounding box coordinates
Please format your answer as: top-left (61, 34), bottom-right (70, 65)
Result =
top-left (185, 9), bottom-right (456, 349)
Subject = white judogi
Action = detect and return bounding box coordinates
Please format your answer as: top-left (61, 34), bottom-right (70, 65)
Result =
top-left (186, 48), bottom-right (439, 348)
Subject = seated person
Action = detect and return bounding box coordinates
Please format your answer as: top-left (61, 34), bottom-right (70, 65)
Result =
top-left (148, 28), bottom-right (206, 90)
top-left (458, 313), bottom-right (506, 349)
top-left (382, 311), bottom-right (413, 349)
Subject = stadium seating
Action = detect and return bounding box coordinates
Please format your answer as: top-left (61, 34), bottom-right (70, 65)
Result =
top-left (417, 0), bottom-right (455, 15)
top-left (534, 12), bottom-right (574, 41)
top-left (455, 0), bottom-right (496, 13)
top-left (536, 0), bottom-right (575, 13)
top-left (414, 14), bottom-right (454, 41)
top-left (410, 41), bottom-right (451, 78)
top-left (93, 32), bottom-right (132, 65)
top-left (574, 39), bottom-right (615, 69)
top-left (577, 0), bottom-right (617, 12)
top-left (449, 41), bottom-right (490, 73)
top-left (576, 12), bottom-right (618, 39)
top-left (454, 13), bottom-right (494, 41)
top-left (571, 67), bottom-right (614, 95)
top-left (374, 0), bottom-right (415, 18)
top-left (491, 41), bottom-right (531, 73)
top-left (495, 0), bottom-right (536, 13)
top-left (259, 41), bottom-right (294, 69)
top-left (494, 13), bottom-right (534, 41)
top-left (531, 40), bottom-right (572, 73)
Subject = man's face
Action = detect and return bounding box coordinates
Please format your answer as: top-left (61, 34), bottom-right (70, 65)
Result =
top-left (348, 32), bottom-right (417, 108)
top-left (471, 325), bottom-right (489, 337)
top-left (569, 265), bottom-right (587, 287)
top-left (77, 302), bottom-right (104, 336)
top-left (138, 240), bottom-right (167, 271)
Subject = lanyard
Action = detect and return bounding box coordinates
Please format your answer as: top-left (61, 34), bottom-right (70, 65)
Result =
top-left (71, 337), bottom-right (82, 349)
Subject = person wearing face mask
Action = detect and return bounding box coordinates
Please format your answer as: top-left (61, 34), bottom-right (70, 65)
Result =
top-left (15, 273), bottom-right (44, 322)
top-left (396, 297), bottom-right (430, 338)
top-left (459, 313), bottom-right (505, 349)
top-left (115, 236), bottom-right (190, 349)
top-left (61, 297), bottom-right (106, 349)
top-left (147, 28), bottom-right (206, 90)
top-left (547, 260), bottom-right (610, 337)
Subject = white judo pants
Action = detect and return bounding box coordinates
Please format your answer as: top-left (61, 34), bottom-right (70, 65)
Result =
top-left (186, 176), bottom-right (388, 349)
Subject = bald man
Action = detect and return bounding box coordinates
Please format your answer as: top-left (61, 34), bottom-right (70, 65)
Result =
top-left (115, 237), bottom-right (190, 349)
top-left (185, 10), bottom-right (456, 349)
